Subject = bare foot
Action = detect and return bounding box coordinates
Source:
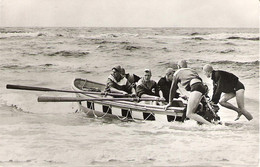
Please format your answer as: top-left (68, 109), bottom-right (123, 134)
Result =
top-left (212, 120), bottom-right (222, 125)
top-left (234, 112), bottom-right (242, 121)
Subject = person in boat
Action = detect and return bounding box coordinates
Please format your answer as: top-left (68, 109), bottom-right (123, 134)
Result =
top-left (105, 65), bottom-right (136, 96)
top-left (121, 68), bottom-right (141, 89)
top-left (165, 60), bottom-right (212, 125)
top-left (202, 64), bottom-right (253, 121)
top-left (158, 68), bottom-right (180, 103)
top-left (136, 69), bottom-right (164, 105)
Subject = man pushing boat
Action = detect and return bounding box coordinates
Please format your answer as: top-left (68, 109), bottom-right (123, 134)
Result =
top-left (202, 64), bottom-right (253, 121)
top-left (165, 60), bottom-right (212, 125)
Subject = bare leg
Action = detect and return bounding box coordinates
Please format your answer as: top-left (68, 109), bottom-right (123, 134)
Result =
top-left (236, 89), bottom-right (253, 121)
top-left (219, 93), bottom-right (243, 121)
top-left (186, 91), bottom-right (211, 125)
top-left (219, 93), bottom-right (240, 112)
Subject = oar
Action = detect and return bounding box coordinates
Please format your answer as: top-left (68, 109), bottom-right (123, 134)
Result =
top-left (38, 96), bottom-right (166, 102)
top-left (203, 95), bottom-right (218, 117)
top-left (6, 84), bottom-right (126, 97)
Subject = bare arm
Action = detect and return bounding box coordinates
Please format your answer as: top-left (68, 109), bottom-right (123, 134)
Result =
top-left (109, 87), bottom-right (128, 95)
top-left (168, 76), bottom-right (179, 105)
top-left (165, 76), bottom-right (178, 110)
top-left (211, 73), bottom-right (222, 104)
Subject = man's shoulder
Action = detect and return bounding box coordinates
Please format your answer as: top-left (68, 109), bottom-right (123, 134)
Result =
top-left (136, 78), bottom-right (144, 85)
top-left (215, 70), bottom-right (226, 74)
top-left (133, 73), bottom-right (140, 78)
top-left (215, 70), bottom-right (236, 77)
top-left (150, 79), bottom-right (157, 86)
top-left (174, 68), bottom-right (192, 75)
top-left (158, 77), bottom-right (166, 83)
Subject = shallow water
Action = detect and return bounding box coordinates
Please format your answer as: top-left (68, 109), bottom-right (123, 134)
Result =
top-left (0, 27), bottom-right (259, 166)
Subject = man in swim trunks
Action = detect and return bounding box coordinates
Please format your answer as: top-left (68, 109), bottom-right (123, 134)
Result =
top-left (165, 60), bottom-right (212, 125)
top-left (202, 64), bottom-right (253, 121)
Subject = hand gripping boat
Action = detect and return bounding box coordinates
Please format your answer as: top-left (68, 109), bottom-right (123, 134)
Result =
top-left (72, 78), bottom-right (219, 123)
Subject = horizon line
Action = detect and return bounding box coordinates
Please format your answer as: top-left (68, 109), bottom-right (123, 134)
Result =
top-left (0, 26), bottom-right (258, 29)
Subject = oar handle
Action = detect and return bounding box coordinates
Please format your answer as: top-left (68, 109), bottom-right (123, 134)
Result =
top-left (6, 84), bottom-right (127, 97)
top-left (38, 96), bottom-right (166, 102)
top-left (203, 95), bottom-right (217, 117)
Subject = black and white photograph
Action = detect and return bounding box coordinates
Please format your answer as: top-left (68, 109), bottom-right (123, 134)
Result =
top-left (0, 0), bottom-right (259, 166)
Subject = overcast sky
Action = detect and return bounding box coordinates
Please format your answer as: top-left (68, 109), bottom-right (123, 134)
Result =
top-left (0, 0), bottom-right (259, 27)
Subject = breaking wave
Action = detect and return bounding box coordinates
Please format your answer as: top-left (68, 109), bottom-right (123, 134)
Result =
top-left (0, 29), bottom-right (27, 33)
top-left (93, 40), bottom-right (117, 44)
top-left (190, 37), bottom-right (205, 40)
top-left (122, 45), bottom-right (141, 51)
top-left (227, 36), bottom-right (259, 41)
top-left (188, 32), bottom-right (209, 36)
top-left (197, 49), bottom-right (236, 54)
top-left (0, 64), bottom-right (32, 70)
top-left (39, 63), bottom-right (55, 67)
top-left (0, 29), bottom-right (63, 38)
top-left (69, 69), bottom-right (92, 74)
top-left (0, 31), bottom-right (40, 38)
top-left (220, 49), bottom-right (236, 54)
top-left (211, 60), bottom-right (259, 66)
top-left (224, 42), bottom-right (237, 46)
top-left (46, 51), bottom-right (90, 57)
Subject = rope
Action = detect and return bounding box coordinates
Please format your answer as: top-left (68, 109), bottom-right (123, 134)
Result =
top-left (93, 103), bottom-right (111, 119)
top-left (78, 101), bottom-right (91, 115)
top-left (116, 108), bottom-right (131, 121)
top-left (173, 112), bottom-right (177, 122)
top-left (74, 101), bottom-right (80, 113)
top-left (129, 107), bottom-right (155, 123)
top-left (84, 101), bottom-right (92, 115)
top-left (81, 78), bottom-right (88, 90)
top-left (79, 98), bottom-right (181, 123)
top-left (91, 102), bottom-right (98, 118)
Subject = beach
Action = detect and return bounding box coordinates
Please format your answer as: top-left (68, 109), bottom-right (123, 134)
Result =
top-left (0, 27), bottom-right (259, 166)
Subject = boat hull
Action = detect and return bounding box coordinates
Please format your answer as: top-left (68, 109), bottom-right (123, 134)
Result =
top-left (72, 78), bottom-right (186, 122)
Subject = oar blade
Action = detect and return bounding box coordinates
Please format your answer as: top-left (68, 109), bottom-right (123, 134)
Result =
top-left (6, 84), bottom-right (54, 92)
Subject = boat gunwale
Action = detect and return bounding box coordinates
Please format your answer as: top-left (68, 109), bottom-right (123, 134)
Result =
top-left (72, 78), bottom-right (185, 116)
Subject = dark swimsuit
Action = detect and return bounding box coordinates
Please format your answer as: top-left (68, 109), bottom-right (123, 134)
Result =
top-left (190, 82), bottom-right (207, 95)
top-left (234, 80), bottom-right (245, 92)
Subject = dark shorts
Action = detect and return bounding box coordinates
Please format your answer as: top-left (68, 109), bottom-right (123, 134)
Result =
top-left (234, 81), bottom-right (245, 92)
top-left (190, 82), bottom-right (207, 95)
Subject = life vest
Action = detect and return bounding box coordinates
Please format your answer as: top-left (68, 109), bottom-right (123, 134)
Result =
top-left (108, 74), bottom-right (128, 86)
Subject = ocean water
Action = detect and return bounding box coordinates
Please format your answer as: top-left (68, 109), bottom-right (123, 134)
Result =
top-left (0, 27), bottom-right (259, 167)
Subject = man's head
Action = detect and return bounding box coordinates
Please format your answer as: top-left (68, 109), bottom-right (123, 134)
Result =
top-left (144, 69), bottom-right (152, 81)
top-left (165, 68), bottom-right (174, 81)
top-left (112, 65), bottom-right (122, 80)
top-left (177, 60), bottom-right (187, 68)
top-left (203, 64), bottom-right (214, 78)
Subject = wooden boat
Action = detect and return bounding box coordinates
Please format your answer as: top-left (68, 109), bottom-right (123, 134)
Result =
top-left (72, 78), bottom-right (187, 122)
top-left (6, 79), bottom-right (219, 123)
